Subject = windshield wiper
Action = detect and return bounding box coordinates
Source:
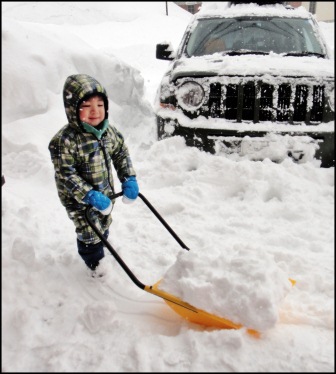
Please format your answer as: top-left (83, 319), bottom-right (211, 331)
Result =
top-left (224, 50), bottom-right (269, 56)
top-left (284, 51), bottom-right (325, 58)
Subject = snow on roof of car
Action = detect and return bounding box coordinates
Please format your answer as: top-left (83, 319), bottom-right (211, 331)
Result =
top-left (196, 1), bottom-right (311, 19)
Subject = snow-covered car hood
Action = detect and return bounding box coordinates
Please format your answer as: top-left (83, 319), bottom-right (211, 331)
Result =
top-left (168, 54), bottom-right (334, 82)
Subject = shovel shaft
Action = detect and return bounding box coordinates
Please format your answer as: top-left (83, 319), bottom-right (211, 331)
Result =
top-left (85, 206), bottom-right (146, 290)
top-left (110, 191), bottom-right (189, 250)
top-left (138, 193), bottom-right (190, 251)
top-left (85, 191), bottom-right (190, 290)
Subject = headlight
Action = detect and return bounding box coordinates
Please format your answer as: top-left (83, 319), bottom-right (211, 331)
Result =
top-left (176, 82), bottom-right (205, 110)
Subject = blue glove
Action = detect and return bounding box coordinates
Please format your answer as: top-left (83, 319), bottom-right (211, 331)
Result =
top-left (83, 190), bottom-right (112, 215)
top-left (122, 176), bottom-right (139, 204)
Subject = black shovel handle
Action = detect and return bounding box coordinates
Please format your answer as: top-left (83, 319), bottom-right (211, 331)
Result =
top-left (138, 192), bottom-right (190, 250)
top-left (85, 191), bottom-right (190, 290)
top-left (109, 192), bottom-right (189, 250)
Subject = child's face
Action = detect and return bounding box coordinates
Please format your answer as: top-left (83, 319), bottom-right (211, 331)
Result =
top-left (79, 95), bottom-right (105, 126)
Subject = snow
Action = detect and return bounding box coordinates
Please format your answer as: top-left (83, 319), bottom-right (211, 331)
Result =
top-left (167, 54), bottom-right (334, 78)
top-left (2, 1), bottom-right (334, 372)
top-left (198, 1), bottom-right (310, 17)
top-left (159, 246), bottom-right (293, 332)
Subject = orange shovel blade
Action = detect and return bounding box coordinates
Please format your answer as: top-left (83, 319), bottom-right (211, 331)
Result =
top-left (145, 278), bottom-right (296, 337)
top-left (145, 281), bottom-right (260, 337)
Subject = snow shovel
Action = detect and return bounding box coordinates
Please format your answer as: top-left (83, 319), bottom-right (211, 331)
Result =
top-left (85, 192), bottom-right (291, 337)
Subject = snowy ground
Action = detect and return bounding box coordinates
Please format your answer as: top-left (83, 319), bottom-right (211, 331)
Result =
top-left (2, 2), bottom-right (334, 372)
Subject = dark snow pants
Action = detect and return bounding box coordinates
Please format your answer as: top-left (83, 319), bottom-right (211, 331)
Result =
top-left (77, 230), bottom-right (109, 270)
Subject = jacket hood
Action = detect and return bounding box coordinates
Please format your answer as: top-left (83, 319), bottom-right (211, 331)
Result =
top-left (63, 74), bottom-right (109, 128)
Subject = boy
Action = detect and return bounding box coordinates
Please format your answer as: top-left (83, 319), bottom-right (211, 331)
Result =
top-left (49, 74), bottom-right (139, 274)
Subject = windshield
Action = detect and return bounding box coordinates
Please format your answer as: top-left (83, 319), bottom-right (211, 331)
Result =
top-left (185, 17), bottom-right (325, 57)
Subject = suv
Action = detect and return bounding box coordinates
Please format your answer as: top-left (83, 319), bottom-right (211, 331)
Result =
top-left (155, 2), bottom-right (334, 167)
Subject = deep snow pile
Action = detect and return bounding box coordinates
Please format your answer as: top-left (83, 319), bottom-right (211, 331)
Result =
top-left (159, 246), bottom-right (292, 331)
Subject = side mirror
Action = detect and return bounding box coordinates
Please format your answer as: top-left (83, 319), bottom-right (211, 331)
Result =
top-left (156, 43), bottom-right (175, 60)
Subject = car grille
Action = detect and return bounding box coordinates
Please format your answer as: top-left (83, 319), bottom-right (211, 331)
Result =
top-left (178, 78), bottom-right (333, 124)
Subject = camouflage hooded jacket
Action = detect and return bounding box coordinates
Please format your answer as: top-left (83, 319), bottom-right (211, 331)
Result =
top-left (49, 74), bottom-right (136, 244)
